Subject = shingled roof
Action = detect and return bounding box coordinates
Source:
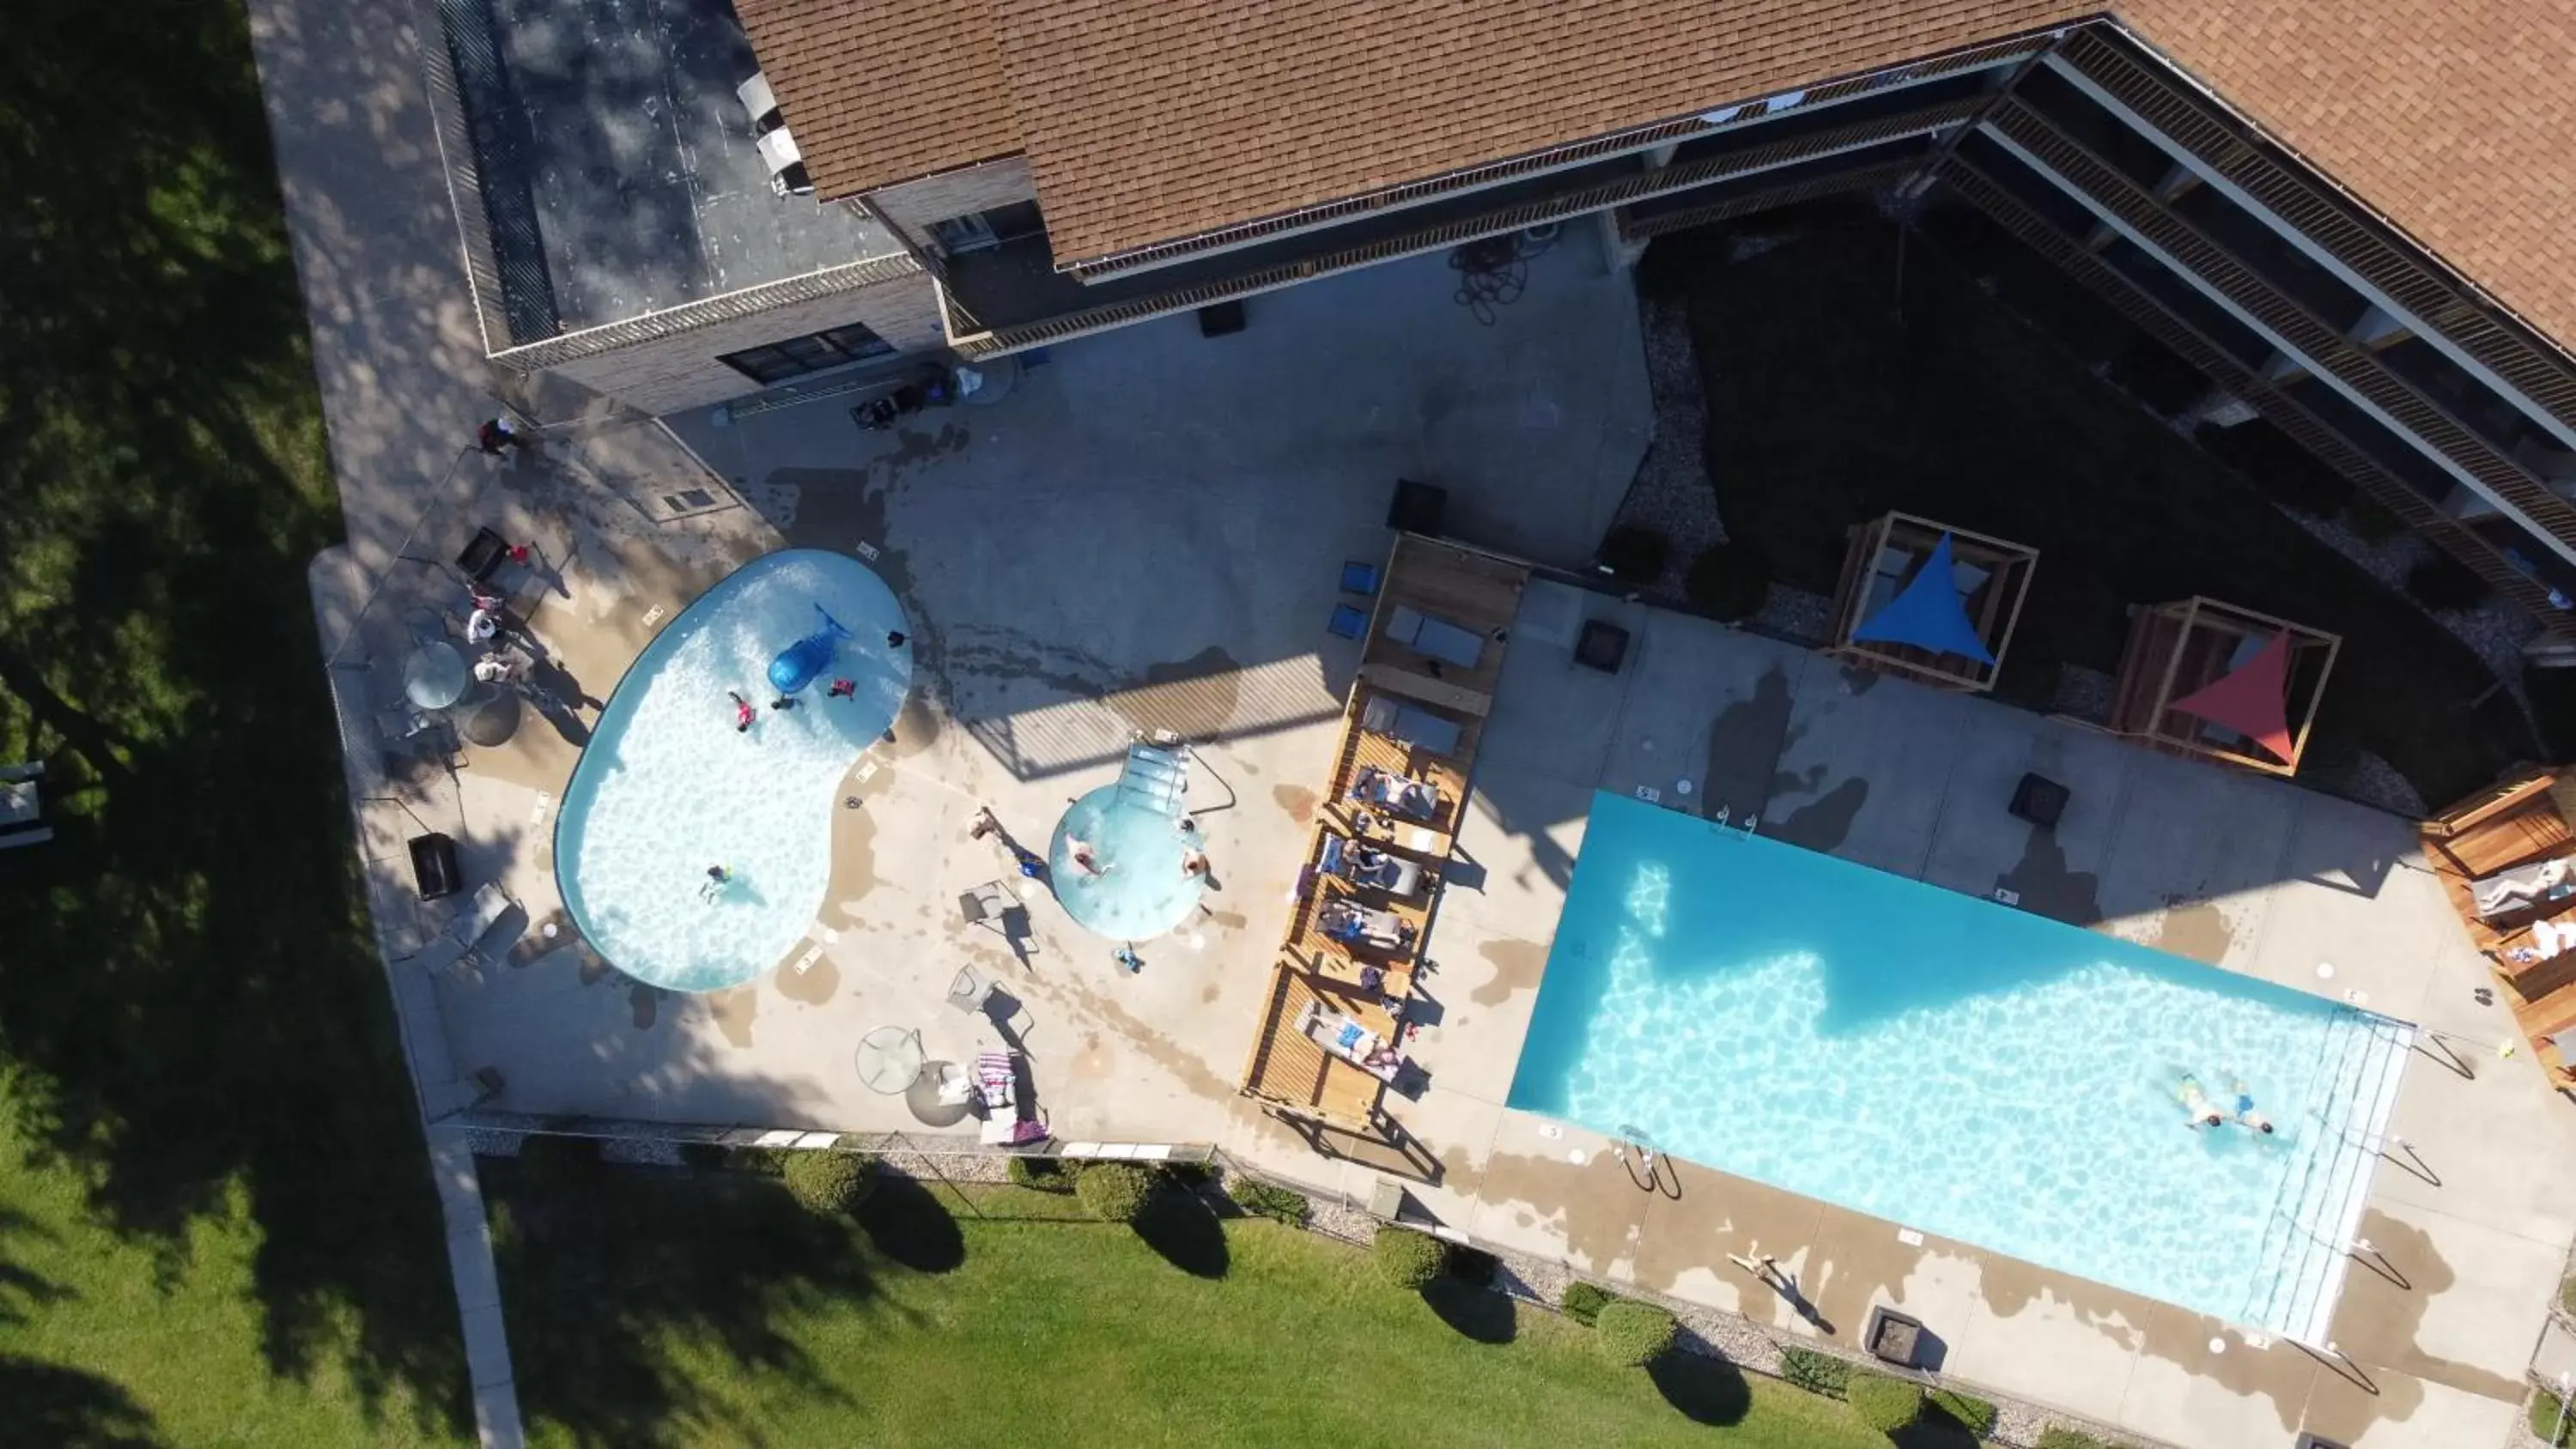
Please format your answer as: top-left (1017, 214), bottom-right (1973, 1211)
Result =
top-left (738, 0), bottom-right (2576, 348)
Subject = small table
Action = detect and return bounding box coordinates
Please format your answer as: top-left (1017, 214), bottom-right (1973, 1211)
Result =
top-left (2009, 773), bottom-right (2069, 830)
top-left (855, 1026), bottom-right (926, 1094)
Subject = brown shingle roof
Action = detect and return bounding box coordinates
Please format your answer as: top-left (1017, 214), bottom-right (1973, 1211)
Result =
top-left (742, 0), bottom-right (2576, 348)
top-left (734, 0), bottom-right (1016, 197)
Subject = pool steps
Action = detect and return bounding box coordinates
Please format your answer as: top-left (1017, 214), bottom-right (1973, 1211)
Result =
top-left (1115, 742), bottom-right (1189, 819)
top-left (2242, 1005), bottom-right (2412, 1343)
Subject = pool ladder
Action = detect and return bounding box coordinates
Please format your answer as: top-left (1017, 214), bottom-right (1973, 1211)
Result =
top-left (1115, 741), bottom-right (1190, 819)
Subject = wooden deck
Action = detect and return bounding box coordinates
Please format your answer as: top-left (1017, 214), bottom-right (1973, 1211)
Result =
top-left (2421, 766), bottom-right (2576, 1092)
top-left (1236, 532), bottom-right (1532, 1128)
top-left (1239, 963), bottom-right (1397, 1130)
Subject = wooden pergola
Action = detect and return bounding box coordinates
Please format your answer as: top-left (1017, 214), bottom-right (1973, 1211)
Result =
top-left (1827, 512), bottom-right (2038, 692)
top-left (2106, 597), bottom-right (2340, 778)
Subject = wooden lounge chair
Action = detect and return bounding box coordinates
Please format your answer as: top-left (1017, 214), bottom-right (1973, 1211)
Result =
top-left (1298, 1000), bottom-right (1406, 1082)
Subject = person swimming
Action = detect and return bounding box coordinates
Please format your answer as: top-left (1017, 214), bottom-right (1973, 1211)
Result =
top-left (2176, 1074), bottom-right (2225, 1129)
top-left (2228, 1076), bottom-right (2275, 1135)
top-left (699, 864), bottom-right (732, 901)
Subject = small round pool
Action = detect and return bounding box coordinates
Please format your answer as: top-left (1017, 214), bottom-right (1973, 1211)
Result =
top-left (1048, 787), bottom-right (1206, 941)
top-left (556, 549), bottom-right (910, 991)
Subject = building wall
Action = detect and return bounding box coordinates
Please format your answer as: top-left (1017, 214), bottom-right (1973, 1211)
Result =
top-left (869, 157), bottom-right (1039, 240)
top-left (543, 272), bottom-right (945, 415)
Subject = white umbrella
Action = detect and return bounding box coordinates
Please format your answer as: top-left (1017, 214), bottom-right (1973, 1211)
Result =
top-left (854, 1026), bottom-right (925, 1094)
top-left (404, 641), bottom-right (469, 709)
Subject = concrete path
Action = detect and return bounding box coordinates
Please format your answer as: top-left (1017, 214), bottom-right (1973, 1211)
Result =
top-left (240, 0), bottom-right (568, 1440)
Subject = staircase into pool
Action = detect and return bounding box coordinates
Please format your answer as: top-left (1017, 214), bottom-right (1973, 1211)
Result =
top-left (1115, 742), bottom-right (1189, 818)
top-left (2241, 1005), bottom-right (2412, 1344)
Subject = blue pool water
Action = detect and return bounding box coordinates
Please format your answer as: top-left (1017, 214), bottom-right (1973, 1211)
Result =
top-left (1508, 791), bottom-right (2409, 1338)
top-left (556, 550), bottom-right (910, 992)
top-left (1049, 785), bottom-right (1206, 940)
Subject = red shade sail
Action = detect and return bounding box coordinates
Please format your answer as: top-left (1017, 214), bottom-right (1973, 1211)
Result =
top-left (2167, 633), bottom-right (2296, 764)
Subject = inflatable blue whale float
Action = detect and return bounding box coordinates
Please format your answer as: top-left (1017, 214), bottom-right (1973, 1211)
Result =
top-left (767, 605), bottom-right (851, 694)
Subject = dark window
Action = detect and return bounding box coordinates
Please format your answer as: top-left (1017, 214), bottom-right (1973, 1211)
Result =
top-left (717, 322), bottom-right (896, 385)
top-left (929, 200), bottom-right (1048, 254)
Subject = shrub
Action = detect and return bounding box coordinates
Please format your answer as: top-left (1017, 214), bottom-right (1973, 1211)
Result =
top-left (1685, 539), bottom-right (1771, 621)
top-left (1847, 1373), bottom-right (1925, 1434)
top-left (1780, 1344), bottom-right (1853, 1397)
top-left (1163, 1159), bottom-right (1217, 1188)
top-left (1223, 1176), bottom-right (1310, 1226)
top-left (2406, 553), bottom-right (2493, 613)
top-left (2342, 494), bottom-right (2406, 543)
top-left (2035, 1429), bottom-right (2109, 1449)
top-left (781, 1150), bottom-right (876, 1214)
top-left (2561, 1273), bottom-right (2576, 1319)
top-left (1597, 525), bottom-right (1669, 584)
top-left (1009, 1155), bottom-right (1078, 1194)
top-left (1372, 1226), bottom-right (1450, 1290)
top-left (1560, 1279), bottom-right (1614, 1327)
top-left (1929, 1387), bottom-right (1998, 1439)
top-left (2536, 1390), bottom-right (2576, 1449)
top-left (1073, 1161), bottom-right (1157, 1223)
top-left (1593, 1299), bottom-right (1679, 1367)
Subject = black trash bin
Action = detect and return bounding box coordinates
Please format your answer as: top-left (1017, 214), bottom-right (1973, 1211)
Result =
top-left (409, 833), bottom-right (463, 901)
top-left (456, 527), bottom-right (509, 584)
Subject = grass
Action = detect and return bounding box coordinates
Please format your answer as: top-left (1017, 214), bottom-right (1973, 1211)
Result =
top-left (0, 0), bottom-right (468, 1441)
top-left (488, 1163), bottom-right (1898, 1449)
top-left (1652, 203), bottom-right (2535, 807)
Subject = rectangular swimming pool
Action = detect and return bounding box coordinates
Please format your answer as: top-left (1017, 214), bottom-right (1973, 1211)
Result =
top-left (1507, 791), bottom-right (2410, 1341)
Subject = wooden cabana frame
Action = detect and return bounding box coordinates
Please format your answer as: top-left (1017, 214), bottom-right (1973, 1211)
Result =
top-left (2105, 596), bottom-right (2340, 778)
top-left (1827, 512), bottom-right (2038, 692)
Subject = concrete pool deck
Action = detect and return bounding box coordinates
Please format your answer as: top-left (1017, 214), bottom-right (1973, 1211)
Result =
top-left (1223, 579), bottom-right (2576, 1449)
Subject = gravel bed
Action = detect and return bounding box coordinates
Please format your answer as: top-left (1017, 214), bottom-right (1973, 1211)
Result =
top-left (1752, 584), bottom-right (1834, 643)
top-left (2050, 664), bottom-right (2114, 723)
top-left (1609, 295), bottom-right (1726, 596)
top-left (601, 1137), bottom-right (683, 1166)
top-left (1303, 1197), bottom-right (1377, 1247)
top-left (2275, 503), bottom-right (2538, 688)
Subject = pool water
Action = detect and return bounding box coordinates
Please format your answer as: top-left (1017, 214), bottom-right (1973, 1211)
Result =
top-left (1049, 785), bottom-right (1206, 940)
top-left (556, 550), bottom-right (910, 992)
top-left (1508, 791), bottom-right (2410, 1341)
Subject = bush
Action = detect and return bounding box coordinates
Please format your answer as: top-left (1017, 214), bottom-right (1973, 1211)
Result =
top-left (1847, 1373), bottom-right (1925, 1434)
top-left (1929, 1387), bottom-right (1998, 1439)
top-left (1372, 1226), bottom-right (1451, 1290)
top-left (1073, 1161), bottom-right (1157, 1223)
top-left (1163, 1159), bottom-right (1216, 1188)
top-left (2035, 1430), bottom-right (2115, 1449)
top-left (1780, 1344), bottom-right (1853, 1397)
top-left (2561, 1273), bottom-right (2576, 1319)
top-left (1685, 539), bottom-right (1771, 621)
top-left (781, 1150), bottom-right (877, 1214)
top-left (2342, 494), bottom-right (2406, 543)
top-left (1560, 1279), bottom-right (1614, 1326)
top-left (1223, 1176), bottom-right (1310, 1226)
top-left (2407, 553), bottom-right (2494, 613)
top-left (2536, 1391), bottom-right (2576, 1449)
top-left (1009, 1155), bottom-right (1078, 1194)
top-left (1593, 1299), bottom-right (1679, 1367)
top-left (1597, 525), bottom-right (1669, 584)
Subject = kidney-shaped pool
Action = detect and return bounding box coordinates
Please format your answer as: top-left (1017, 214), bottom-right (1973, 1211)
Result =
top-left (556, 549), bottom-right (910, 991)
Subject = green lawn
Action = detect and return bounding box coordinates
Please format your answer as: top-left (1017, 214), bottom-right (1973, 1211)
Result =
top-left (489, 1162), bottom-right (1894, 1449)
top-left (0, 1), bottom-right (469, 1442)
top-left (1649, 203), bottom-right (2534, 808)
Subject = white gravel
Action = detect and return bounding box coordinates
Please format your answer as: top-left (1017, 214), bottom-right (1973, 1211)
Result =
top-left (1609, 295), bottom-right (1727, 597)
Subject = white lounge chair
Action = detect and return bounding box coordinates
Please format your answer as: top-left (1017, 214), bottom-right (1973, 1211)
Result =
top-left (1347, 765), bottom-right (1442, 821)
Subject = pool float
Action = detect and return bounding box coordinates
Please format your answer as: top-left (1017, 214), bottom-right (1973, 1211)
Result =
top-left (766, 605), bottom-right (851, 694)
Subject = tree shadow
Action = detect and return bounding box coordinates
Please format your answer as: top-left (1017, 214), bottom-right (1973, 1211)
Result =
top-left (0, 0), bottom-right (478, 1436)
top-left (0, 1355), bottom-right (163, 1447)
top-left (1645, 1350), bottom-right (1753, 1426)
top-left (855, 1172), bottom-right (967, 1274)
top-left (1419, 1277), bottom-right (1517, 1343)
top-left (1128, 1187), bottom-right (1229, 1279)
top-left (487, 1159), bottom-right (890, 1446)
